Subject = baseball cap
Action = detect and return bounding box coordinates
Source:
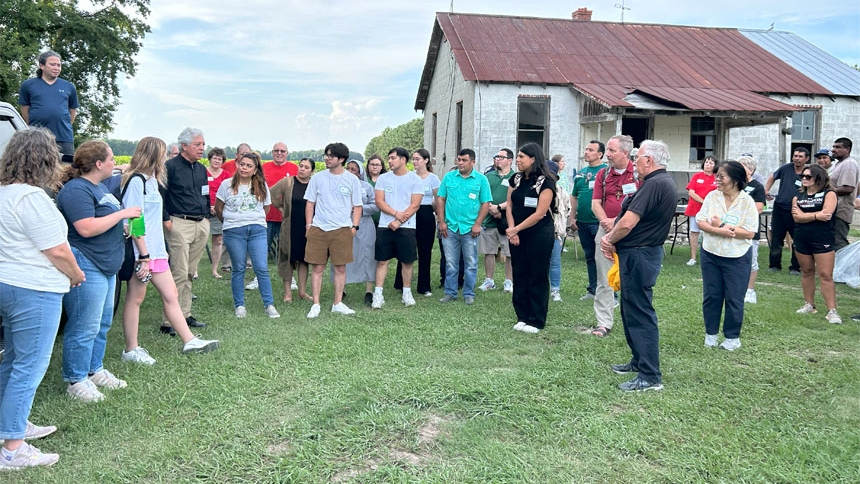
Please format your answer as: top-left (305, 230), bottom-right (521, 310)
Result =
top-left (546, 160), bottom-right (559, 175)
top-left (815, 148), bottom-right (831, 157)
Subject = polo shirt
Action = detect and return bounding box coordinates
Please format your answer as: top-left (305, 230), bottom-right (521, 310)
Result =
top-left (571, 163), bottom-right (606, 223)
top-left (163, 155), bottom-right (210, 220)
top-left (482, 169), bottom-right (514, 227)
top-left (592, 161), bottom-right (638, 219)
top-left (438, 169), bottom-right (492, 234)
top-left (615, 169), bottom-right (676, 249)
top-left (262, 161), bottom-right (299, 222)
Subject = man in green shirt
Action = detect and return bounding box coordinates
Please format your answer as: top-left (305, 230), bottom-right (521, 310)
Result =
top-left (478, 148), bottom-right (515, 293)
top-left (570, 140), bottom-right (607, 302)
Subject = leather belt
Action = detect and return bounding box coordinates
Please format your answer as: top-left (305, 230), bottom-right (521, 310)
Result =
top-left (173, 214), bottom-right (205, 222)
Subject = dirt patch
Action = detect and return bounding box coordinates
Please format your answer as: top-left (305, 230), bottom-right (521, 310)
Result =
top-left (573, 325), bottom-right (594, 335)
top-left (418, 414), bottom-right (445, 444)
top-left (265, 440), bottom-right (292, 456)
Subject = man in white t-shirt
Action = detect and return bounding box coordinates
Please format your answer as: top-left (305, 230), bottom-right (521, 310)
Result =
top-left (829, 137), bottom-right (859, 251)
top-left (371, 147), bottom-right (424, 309)
top-left (303, 142), bottom-right (363, 318)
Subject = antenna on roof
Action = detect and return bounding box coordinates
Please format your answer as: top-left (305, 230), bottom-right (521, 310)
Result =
top-left (614, 1), bottom-right (631, 23)
top-left (767, 22), bottom-right (774, 30)
top-left (450, 1), bottom-right (454, 13)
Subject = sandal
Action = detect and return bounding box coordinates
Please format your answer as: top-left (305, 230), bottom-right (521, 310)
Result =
top-left (212, 273), bottom-right (223, 279)
top-left (591, 326), bottom-right (610, 337)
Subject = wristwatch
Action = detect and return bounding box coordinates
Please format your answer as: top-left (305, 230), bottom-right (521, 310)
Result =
top-left (353, 225), bottom-right (360, 231)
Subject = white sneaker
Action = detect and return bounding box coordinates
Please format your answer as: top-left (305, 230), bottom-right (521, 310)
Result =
top-left (24, 421), bottom-right (57, 440)
top-left (182, 337), bottom-right (219, 354)
top-left (579, 292), bottom-right (595, 301)
top-left (402, 292), bottom-right (416, 307)
top-left (89, 369), bottom-right (127, 389)
top-left (265, 305), bottom-right (280, 318)
top-left (704, 334), bottom-right (718, 347)
top-left (245, 277), bottom-right (259, 290)
top-left (331, 302), bottom-right (355, 315)
top-left (744, 289), bottom-right (757, 304)
top-left (307, 303), bottom-right (321, 319)
top-left (513, 322), bottom-right (526, 331)
top-left (423, 291), bottom-right (433, 297)
top-left (796, 302), bottom-right (817, 314)
top-left (235, 306), bottom-right (247, 318)
top-left (121, 346), bottom-right (156, 365)
top-left (686, 259), bottom-right (696, 266)
top-left (551, 289), bottom-right (562, 302)
top-left (372, 292), bottom-right (385, 309)
top-left (478, 278), bottom-right (496, 291)
top-left (67, 379), bottom-right (104, 403)
top-left (503, 279), bottom-right (513, 293)
top-left (520, 324), bottom-right (540, 334)
top-left (719, 338), bottom-right (741, 351)
top-left (0, 442), bottom-right (59, 470)
top-left (291, 277), bottom-right (298, 290)
top-left (825, 309), bottom-right (842, 324)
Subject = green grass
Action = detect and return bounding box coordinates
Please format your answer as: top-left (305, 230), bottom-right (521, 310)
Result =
top-left (9, 241), bottom-right (860, 483)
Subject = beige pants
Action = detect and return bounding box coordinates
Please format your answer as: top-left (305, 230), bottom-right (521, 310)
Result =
top-left (165, 217), bottom-right (210, 318)
top-left (593, 225), bottom-right (615, 329)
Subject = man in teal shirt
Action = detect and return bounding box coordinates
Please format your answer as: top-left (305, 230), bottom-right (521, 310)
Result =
top-left (478, 148), bottom-right (515, 293)
top-left (437, 148), bottom-right (492, 305)
top-left (570, 140), bottom-right (607, 302)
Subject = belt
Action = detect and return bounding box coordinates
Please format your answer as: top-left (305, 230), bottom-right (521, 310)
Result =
top-left (173, 214), bottom-right (205, 222)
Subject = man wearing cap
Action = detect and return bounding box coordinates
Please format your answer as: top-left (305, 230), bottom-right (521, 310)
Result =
top-left (570, 140), bottom-right (607, 303)
top-left (477, 149), bottom-right (515, 294)
top-left (829, 137), bottom-right (859, 251)
top-left (815, 148), bottom-right (833, 171)
top-left (765, 147), bottom-right (808, 274)
top-left (590, 135), bottom-right (638, 338)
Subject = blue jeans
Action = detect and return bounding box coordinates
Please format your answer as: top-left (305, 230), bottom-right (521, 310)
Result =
top-left (62, 247), bottom-right (116, 383)
top-left (549, 238), bottom-right (562, 290)
top-left (701, 248), bottom-right (752, 339)
top-left (618, 246), bottom-right (664, 384)
top-left (577, 222), bottom-right (600, 294)
top-left (223, 224), bottom-right (274, 308)
top-left (441, 231), bottom-right (478, 298)
top-left (267, 221), bottom-right (281, 258)
top-left (0, 284), bottom-right (63, 440)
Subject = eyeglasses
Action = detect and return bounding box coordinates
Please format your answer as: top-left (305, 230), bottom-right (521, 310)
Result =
top-left (272, 149), bottom-right (287, 153)
top-left (800, 174), bottom-right (814, 180)
top-left (493, 155), bottom-right (511, 160)
top-left (323, 154), bottom-right (338, 159)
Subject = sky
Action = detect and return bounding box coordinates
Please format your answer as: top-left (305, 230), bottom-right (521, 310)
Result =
top-left (108, 0), bottom-right (860, 154)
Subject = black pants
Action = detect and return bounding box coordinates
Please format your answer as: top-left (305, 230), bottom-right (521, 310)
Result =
top-left (768, 206), bottom-right (799, 271)
top-left (509, 226), bottom-right (554, 329)
top-left (618, 246), bottom-right (664, 384)
top-left (394, 205), bottom-right (435, 293)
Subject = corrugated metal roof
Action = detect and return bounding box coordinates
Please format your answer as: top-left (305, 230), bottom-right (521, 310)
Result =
top-left (416, 13), bottom-right (835, 111)
top-left (740, 29), bottom-right (860, 96)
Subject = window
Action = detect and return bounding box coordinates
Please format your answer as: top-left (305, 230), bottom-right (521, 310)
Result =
top-left (790, 111), bottom-right (816, 143)
top-left (431, 112), bottom-right (437, 158)
top-left (690, 117), bottom-right (715, 162)
top-left (455, 102), bottom-right (463, 153)
top-left (517, 97), bottom-right (549, 154)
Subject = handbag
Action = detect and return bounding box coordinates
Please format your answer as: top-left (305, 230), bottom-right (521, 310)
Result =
top-left (117, 173), bottom-right (146, 282)
top-left (496, 210), bottom-right (508, 234)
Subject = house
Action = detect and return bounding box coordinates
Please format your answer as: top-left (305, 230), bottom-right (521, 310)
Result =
top-left (413, 9), bottom-right (860, 180)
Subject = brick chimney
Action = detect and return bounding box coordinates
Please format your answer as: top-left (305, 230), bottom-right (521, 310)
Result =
top-left (572, 7), bottom-right (593, 21)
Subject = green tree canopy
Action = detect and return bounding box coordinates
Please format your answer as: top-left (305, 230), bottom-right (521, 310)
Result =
top-left (364, 118), bottom-right (424, 161)
top-left (0, 0), bottom-right (151, 142)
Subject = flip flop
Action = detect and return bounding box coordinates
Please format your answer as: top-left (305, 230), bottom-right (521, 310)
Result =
top-left (212, 274), bottom-right (223, 279)
top-left (591, 326), bottom-right (610, 337)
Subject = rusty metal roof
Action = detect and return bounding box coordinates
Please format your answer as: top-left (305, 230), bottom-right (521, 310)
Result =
top-left (416, 13), bottom-right (832, 111)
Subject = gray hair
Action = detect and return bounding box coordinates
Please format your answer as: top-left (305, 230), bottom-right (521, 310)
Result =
top-left (609, 134), bottom-right (634, 154)
top-left (166, 142), bottom-right (180, 154)
top-left (638, 140), bottom-right (670, 167)
top-left (178, 127), bottom-right (204, 147)
top-left (737, 155), bottom-right (756, 174)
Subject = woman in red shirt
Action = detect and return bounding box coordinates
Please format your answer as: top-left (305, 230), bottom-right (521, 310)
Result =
top-left (207, 148), bottom-right (232, 278)
top-left (684, 156), bottom-right (718, 266)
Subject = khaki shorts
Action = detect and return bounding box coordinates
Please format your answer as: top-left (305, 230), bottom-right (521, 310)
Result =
top-left (479, 227), bottom-right (510, 256)
top-left (304, 226), bottom-right (354, 266)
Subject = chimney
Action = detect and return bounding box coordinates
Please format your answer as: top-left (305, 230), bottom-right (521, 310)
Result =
top-left (572, 7), bottom-right (593, 21)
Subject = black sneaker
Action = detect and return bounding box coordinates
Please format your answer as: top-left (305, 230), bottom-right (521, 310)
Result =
top-left (364, 292), bottom-right (373, 307)
top-left (186, 316), bottom-right (206, 328)
top-left (611, 362), bottom-right (639, 374)
top-left (618, 377), bottom-right (663, 392)
top-left (159, 325), bottom-right (176, 337)
top-left (851, 313), bottom-right (860, 322)
top-left (789, 269), bottom-right (800, 276)
top-left (768, 267), bottom-right (780, 272)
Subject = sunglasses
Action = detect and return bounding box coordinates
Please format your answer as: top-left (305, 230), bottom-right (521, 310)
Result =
top-left (800, 174), bottom-right (814, 180)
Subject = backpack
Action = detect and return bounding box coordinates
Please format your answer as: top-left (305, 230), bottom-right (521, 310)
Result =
top-left (512, 172), bottom-right (568, 239)
top-left (117, 173), bottom-right (146, 281)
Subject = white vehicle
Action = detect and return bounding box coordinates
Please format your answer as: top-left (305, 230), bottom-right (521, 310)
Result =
top-left (0, 101), bottom-right (28, 157)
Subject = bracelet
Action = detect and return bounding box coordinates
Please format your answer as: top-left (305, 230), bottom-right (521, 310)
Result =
top-left (138, 253), bottom-right (150, 260)
top-left (813, 213), bottom-right (817, 221)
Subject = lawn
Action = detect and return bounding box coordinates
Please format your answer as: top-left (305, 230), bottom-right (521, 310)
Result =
top-left (8, 240), bottom-right (860, 483)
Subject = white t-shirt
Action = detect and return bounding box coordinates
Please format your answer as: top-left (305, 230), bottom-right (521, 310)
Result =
top-left (419, 172), bottom-right (441, 206)
top-left (0, 184), bottom-right (70, 293)
top-left (216, 179), bottom-right (271, 231)
top-left (375, 171), bottom-right (425, 229)
top-left (304, 170), bottom-right (363, 231)
top-left (122, 174), bottom-right (168, 260)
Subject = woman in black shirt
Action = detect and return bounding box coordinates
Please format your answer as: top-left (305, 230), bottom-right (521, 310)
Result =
top-left (505, 142), bottom-right (556, 333)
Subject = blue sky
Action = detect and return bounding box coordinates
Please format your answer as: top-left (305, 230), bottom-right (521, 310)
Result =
top-left (108, 0), bottom-right (860, 154)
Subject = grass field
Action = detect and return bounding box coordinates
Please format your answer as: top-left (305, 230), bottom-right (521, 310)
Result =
top-left (7, 239), bottom-right (860, 483)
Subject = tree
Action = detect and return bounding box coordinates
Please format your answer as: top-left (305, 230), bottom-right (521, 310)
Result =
top-left (0, 0), bottom-right (151, 142)
top-left (364, 118), bottom-right (424, 161)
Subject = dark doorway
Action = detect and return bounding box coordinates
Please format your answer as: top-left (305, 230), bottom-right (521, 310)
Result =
top-left (622, 117), bottom-right (650, 147)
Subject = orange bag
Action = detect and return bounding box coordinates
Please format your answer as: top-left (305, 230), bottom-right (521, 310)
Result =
top-left (607, 253), bottom-right (621, 291)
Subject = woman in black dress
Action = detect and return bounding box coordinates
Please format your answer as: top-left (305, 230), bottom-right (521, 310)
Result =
top-left (272, 158), bottom-right (314, 302)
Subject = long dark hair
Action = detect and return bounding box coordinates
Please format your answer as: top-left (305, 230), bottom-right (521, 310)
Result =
top-left (230, 152), bottom-right (268, 202)
top-left (518, 142), bottom-right (553, 179)
top-left (800, 164), bottom-right (832, 193)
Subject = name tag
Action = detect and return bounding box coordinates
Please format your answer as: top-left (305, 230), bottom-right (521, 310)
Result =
top-left (622, 183), bottom-right (637, 195)
top-left (339, 185), bottom-right (351, 195)
top-left (524, 197), bottom-right (538, 208)
top-left (814, 192), bottom-right (823, 198)
top-left (385, 186), bottom-right (393, 193)
top-left (697, 179), bottom-right (704, 184)
top-left (744, 186), bottom-right (754, 193)
top-left (795, 179), bottom-right (802, 187)
top-left (501, 179), bottom-right (510, 187)
top-left (424, 184), bottom-right (431, 194)
top-left (207, 176), bottom-right (214, 182)
top-left (202, 185), bottom-right (209, 196)
top-left (724, 214), bottom-right (740, 225)
top-left (468, 192), bottom-right (477, 200)
top-left (588, 181), bottom-right (595, 190)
